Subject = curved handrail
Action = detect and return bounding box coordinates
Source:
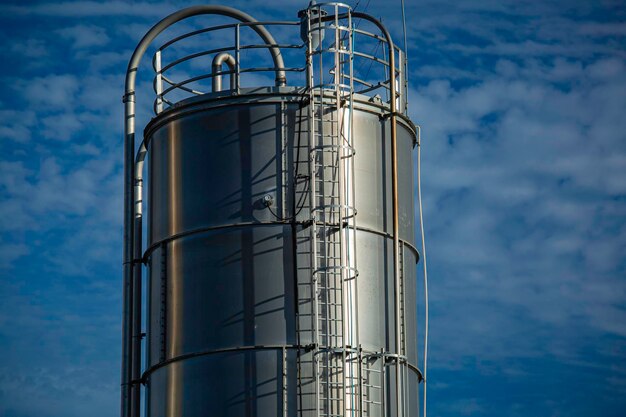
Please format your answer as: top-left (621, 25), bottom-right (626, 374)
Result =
top-left (149, 17), bottom-right (405, 114)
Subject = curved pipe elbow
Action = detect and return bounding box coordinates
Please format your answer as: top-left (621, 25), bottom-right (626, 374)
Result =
top-left (212, 52), bottom-right (237, 92)
top-left (124, 5), bottom-right (286, 97)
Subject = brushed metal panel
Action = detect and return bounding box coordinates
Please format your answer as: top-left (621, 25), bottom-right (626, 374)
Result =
top-left (144, 90), bottom-right (419, 417)
top-left (353, 113), bottom-right (416, 246)
top-left (146, 226), bottom-right (295, 368)
top-left (353, 112), bottom-right (387, 238)
top-left (147, 349), bottom-right (297, 417)
top-left (353, 231), bottom-right (389, 352)
top-left (148, 104), bottom-right (295, 246)
top-left (407, 367), bottom-right (420, 417)
top-left (397, 125), bottom-right (416, 245)
top-left (403, 248), bottom-right (419, 366)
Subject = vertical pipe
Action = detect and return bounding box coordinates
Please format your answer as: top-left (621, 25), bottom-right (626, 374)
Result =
top-left (389, 43), bottom-right (401, 417)
top-left (131, 196), bottom-right (142, 417)
top-left (131, 152), bottom-right (146, 417)
top-left (121, 93), bottom-right (135, 417)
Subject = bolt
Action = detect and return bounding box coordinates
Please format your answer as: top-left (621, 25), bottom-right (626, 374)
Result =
top-left (263, 194), bottom-right (274, 207)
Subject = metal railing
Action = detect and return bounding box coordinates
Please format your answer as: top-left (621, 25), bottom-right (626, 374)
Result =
top-left (151, 21), bottom-right (305, 113)
top-left (150, 9), bottom-right (408, 115)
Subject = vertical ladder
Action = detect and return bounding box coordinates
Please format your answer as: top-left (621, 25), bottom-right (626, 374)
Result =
top-left (398, 243), bottom-right (406, 417)
top-left (304, 4), bottom-right (359, 417)
top-left (361, 354), bottom-right (384, 417)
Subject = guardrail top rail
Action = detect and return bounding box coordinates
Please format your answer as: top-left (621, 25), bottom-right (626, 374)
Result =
top-left (150, 8), bottom-right (408, 115)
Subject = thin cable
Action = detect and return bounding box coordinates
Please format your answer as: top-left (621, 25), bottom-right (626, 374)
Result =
top-left (349, 0), bottom-right (374, 74)
top-left (401, 0), bottom-right (408, 68)
top-left (354, 0), bottom-right (371, 21)
top-left (417, 126), bottom-right (429, 417)
top-left (293, 95), bottom-right (311, 217)
top-left (267, 95), bottom-right (310, 222)
top-left (401, 3), bottom-right (424, 415)
top-left (361, 38), bottom-right (381, 81)
top-left (401, 0), bottom-right (409, 113)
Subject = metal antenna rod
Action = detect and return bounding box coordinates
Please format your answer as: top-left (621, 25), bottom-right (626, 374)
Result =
top-left (401, 0), bottom-right (408, 72)
top-left (401, 0), bottom-right (409, 113)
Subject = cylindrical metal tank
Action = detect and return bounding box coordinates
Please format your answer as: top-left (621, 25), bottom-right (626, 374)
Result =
top-left (141, 87), bottom-right (419, 417)
top-left (121, 5), bottom-right (423, 417)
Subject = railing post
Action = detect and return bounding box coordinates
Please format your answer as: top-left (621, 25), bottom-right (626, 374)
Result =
top-left (235, 24), bottom-right (241, 94)
top-left (154, 50), bottom-right (163, 113)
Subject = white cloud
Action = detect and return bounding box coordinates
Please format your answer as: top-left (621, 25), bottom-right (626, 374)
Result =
top-left (0, 109), bottom-right (36, 143)
top-left (80, 50), bottom-right (130, 73)
top-left (412, 53), bottom-right (626, 372)
top-left (57, 24), bottom-right (110, 49)
top-left (0, 242), bottom-right (29, 268)
top-left (41, 112), bottom-right (83, 141)
top-left (579, 22), bottom-right (626, 37)
top-left (9, 38), bottom-right (49, 58)
top-left (1, 1), bottom-right (175, 17)
top-left (22, 74), bottom-right (80, 110)
top-left (0, 154), bottom-right (120, 230)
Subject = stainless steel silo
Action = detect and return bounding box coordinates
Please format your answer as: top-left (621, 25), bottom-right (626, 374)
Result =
top-left (121, 4), bottom-right (423, 417)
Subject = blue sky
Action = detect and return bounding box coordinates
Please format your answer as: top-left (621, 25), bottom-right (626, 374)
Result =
top-left (0, 0), bottom-right (625, 416)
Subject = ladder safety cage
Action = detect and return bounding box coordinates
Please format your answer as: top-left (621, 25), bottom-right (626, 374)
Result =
top-left (303, 4), bottom-right (359, 417)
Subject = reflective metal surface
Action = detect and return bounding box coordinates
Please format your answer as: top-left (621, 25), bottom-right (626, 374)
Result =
top-left (143, 88), bottom-right (419, 417)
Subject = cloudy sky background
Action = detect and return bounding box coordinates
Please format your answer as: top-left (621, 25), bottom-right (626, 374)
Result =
top-left (1, 0), bottom-right (625, 416)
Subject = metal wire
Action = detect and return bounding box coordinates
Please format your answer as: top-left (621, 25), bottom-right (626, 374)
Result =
top-left (401, 0), bottom-right (408, 74)
top-left (417, 126), bottom-right (429, 417)
top-left (265, 94), bottom-right (310, 222)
